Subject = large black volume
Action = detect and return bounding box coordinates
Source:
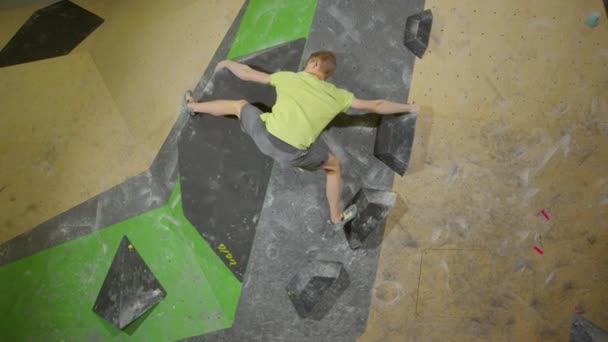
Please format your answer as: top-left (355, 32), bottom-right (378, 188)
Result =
top-left (93, 236), bottom-right (167, 330)
top-left (374, 113), bottom-right (417, 176)
top-left (0, 0), bottom-right (103, 67)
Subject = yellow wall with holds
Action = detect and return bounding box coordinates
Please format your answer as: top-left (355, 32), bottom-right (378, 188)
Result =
top-left (0, 0), bottom-right (244, 242)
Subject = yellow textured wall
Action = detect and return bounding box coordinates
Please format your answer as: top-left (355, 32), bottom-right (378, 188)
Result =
top-left (0, 0), bottom-right (244, 242)
top-left (361, 0), bottom-right (608, 340)
top-left (0, 53), bottom-right (145, 241)
top-left (87, 0), bottom-right (244, 155)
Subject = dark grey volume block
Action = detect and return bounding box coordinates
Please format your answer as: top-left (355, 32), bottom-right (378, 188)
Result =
top-left (344, 188), bottom-right (397, 249)
top-left (0, 0), bottom-right (104, 67)
top-left (403, 9), bottom-right (433, 58)
top-left (93, 236), bottom-right (166, 330)
top-left (178, 39), bottom-right (305, 281)
top-left (374, 113), bottom-right (417, 176)
top-left (286, 260), bottom-right (350, 320)
top-left (570, 314), bottom-right (608, 342)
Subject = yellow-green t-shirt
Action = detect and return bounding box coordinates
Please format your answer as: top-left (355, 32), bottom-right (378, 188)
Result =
top-left (260, 71), bottom-right (354, 150)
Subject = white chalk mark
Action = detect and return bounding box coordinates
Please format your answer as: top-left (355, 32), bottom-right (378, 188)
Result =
top-left (550, 100), bottom-right (570, 117)
top-left (94, 198), bottom-right (103, 229)
top-left (519, 169), bottom-right (530, 187)
top-left (528, 18), bottom-right (557, 30)
top-left (327, 5), bottom-right (361, 43)
top-left (529, 134), bottom-right (571, 180)
top-left (202, 80), bottom-right (214, 95)
top-left (517, 231), bottom-right (530, 242)
top-left (169, 193), bottom-right (180, 210)
top-left (158, 214), bottom-right (179, 231)
top-left (491, 123), bottom-right (512, 136)
top-left (544, 271), bottom-right (555, 287)
top-left (402, 65), bottom-right (412, 85)
top-left (600, 194), bottom-right (608, 206)
top-left (524, 188), bottom-right (539, 199)
top-left (431, 227), bottom-right (442, 242)
top-left (440, 260), bottom-right (452, 294)
top-left (372, 281), bottom-right (403, 306)
top-left (560, 134), bottom-right (571, 157)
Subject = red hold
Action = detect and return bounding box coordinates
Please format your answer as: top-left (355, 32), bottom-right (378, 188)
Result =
top-left (534, 246), bottom-right (544, 255)
top-left (540, 209), bottom-right (550, 221)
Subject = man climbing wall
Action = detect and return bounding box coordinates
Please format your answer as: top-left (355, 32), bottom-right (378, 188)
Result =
top-left (185, 50), bottom-right (419, 227)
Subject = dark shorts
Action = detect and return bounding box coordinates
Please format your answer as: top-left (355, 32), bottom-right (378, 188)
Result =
top-left (240, 104), bottom-right (330, 171)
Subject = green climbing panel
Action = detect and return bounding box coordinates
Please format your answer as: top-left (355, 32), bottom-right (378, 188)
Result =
top-left (0, 182), bottom-right (241, 341)
top-left (228, 0), bottom-right (318, 59)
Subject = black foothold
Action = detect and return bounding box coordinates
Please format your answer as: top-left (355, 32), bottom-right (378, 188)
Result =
top-left (93, 236), bottom-right (167, 330)
top-left (403, 9), bottom-right (433, 58)
top-left (344, 188), bottom-right (397, 249)
top-left (374, 113), bottom-right (417, 176)
top-left (286, 260), bottom-right (350, 320)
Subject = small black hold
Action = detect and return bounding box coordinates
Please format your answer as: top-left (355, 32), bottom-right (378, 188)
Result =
top-left (286, 260), bottom-right (350, 320)
top-left (343, 188), bottom-right (397, 249)
top-left (403, 9), bottom-right (433, 58)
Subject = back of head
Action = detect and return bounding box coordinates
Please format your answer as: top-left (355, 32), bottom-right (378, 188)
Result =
top-left (307, 50), bottom-right (337, 77)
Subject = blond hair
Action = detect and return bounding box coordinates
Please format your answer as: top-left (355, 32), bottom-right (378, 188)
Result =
top-left (307, 50), bottom-right (337, 77)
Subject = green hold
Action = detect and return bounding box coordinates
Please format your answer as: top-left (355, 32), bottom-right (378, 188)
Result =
top-left (585, 12), bottom-right (600, 28)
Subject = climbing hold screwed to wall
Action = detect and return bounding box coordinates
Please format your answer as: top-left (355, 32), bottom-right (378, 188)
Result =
top-left (286, 260), bottom-right (350, 320)
top-left (93, 236), bottom-right (167, 330)
top-left (403, 9), bottom-right (433, 58)
top-left (374, 113), bottom-right (417, 176)
top-left (585, 12), bottom-right (601, 28)
top-left (343, 188), bottom-right (397, 249)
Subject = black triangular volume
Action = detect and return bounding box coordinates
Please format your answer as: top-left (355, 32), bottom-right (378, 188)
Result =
top-left (93, 236), bottom-right (166, 330)
top-left (0, 0), bottom-right (104, 67)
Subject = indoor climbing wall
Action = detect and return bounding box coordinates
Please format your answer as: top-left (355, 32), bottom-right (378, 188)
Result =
top-left (0, 0), bottom-right (606, 341)
top-left (0, 0), bottom-right (244, 243)
top-left (361, 0), bottom-right (608, 340)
